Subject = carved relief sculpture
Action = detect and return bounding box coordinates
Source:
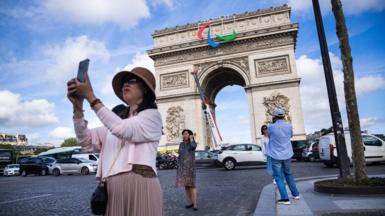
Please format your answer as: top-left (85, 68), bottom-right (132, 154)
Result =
top-left (263, 92), bottom-right (292, 123)
top-left (166, 106), bottom-right (185, 141)
top-left (255, 55), bottom-right (290, 77)
top-left (160, 71), bottom-right (189, 90)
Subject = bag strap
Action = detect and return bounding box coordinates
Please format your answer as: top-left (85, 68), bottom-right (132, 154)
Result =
top-left (101, 142), bottom-right (124, 182)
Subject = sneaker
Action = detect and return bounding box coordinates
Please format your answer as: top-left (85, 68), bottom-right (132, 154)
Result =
top-left (293, 196), bottom-right (300, 200)
top-left (277, 199), bottom-right (291, 205)
top-left (273, 179), bottom-right (276, 185)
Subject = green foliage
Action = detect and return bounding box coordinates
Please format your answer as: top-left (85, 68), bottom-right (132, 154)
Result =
top-left (61, 138), bottom-right (79, 147)
top-left (33, 149), bottom-right (47, 155)
top-left (0, 144), bottom-right (13, 149)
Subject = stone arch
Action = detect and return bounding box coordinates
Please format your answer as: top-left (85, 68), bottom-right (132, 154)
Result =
top-left (198, 62), bottom-right (250, 104)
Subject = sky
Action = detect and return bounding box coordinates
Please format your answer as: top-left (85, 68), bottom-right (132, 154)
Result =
top-left (0, 0), bottom-right (384, 146)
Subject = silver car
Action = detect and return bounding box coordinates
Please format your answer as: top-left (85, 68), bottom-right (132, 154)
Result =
top-left (48, 157), bottom-right (97, 176)
top-left (4, 164), bottom-right (20, 176)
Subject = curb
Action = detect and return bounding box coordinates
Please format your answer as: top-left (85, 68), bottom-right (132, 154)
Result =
top-left (253, 175), bottom-right (338, 216)
top-left (254, 174), bottom-right (385, 216)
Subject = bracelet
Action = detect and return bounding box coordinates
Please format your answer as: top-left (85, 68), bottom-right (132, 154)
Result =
top-left (73, 109), bottom-right (85, 114)
top-left (90, 98), bottom-right (102, 108)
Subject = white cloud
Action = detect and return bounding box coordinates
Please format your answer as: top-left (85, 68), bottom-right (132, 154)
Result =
top-left (360, 117), bottom-right (383, 129)
top-left (49, 126), bottom-right (75, 139)
top-left (42, 0), bottom-right (150, 29)
top-left (296, 53), bottom-right (385, 133)
top-left (355, 75), bottom-right (385, 96)
top-left (123, 52), bottom-right (155, 73)
top-left (26, 133), bottom-right (40, 144)
top-left (287, 0), bottom-right (385, 15)
top-left (44, 35), bottom-right (110, 83)
top-left (0, 90), bottom-right (58, 127)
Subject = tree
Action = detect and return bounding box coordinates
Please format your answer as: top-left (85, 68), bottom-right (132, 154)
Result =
top-left (331, 0), bottom-right (367, 181)
top-left (0, 144), bottom-right (13, 149)
top-left (33, 149), bottom-right (46, 155)
top-left (61, 138), bottom-right (79, 147)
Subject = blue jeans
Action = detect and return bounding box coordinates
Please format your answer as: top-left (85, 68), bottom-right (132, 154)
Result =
top-left (271, 158), bottom-right (299, 200)
top-left (266, 156), bottom-right (274, 176)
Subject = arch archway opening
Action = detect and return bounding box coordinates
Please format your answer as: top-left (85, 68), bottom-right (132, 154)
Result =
top-left (201, 67), bottom-right (252, 145)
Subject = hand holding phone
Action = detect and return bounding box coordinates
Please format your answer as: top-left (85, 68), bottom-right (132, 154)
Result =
top-left (77, 59), bottom-right (90, 82)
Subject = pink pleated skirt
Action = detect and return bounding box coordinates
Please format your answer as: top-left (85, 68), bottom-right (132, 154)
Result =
top-left (105, 171), bottom-right (164, 216)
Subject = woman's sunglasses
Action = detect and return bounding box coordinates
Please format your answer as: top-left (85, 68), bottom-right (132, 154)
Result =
top-left (122, 78), bottom-right (141, 85)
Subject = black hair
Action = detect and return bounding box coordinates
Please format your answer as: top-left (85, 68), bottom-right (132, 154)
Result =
top-left (261, 125), bottom-right (268, 135)
top-left (181, 129), bottom-right (193, 136)
top-left (275, 116), bottom-right (285, 120)
top-left (112, 104), bottom-right (127, 118)
top-left (137, 84), bottom-right (157, 113)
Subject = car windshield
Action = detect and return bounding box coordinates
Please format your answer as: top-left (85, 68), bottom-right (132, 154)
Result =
top-left (375, 134), bottom-right (385, 141)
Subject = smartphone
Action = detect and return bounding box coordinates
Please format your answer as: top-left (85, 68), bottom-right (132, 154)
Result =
top-left (77, 59), bottom-right (90, 82)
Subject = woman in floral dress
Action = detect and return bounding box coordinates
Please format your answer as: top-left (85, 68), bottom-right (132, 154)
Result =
top-left (176, 129), bottom-right (198, 211)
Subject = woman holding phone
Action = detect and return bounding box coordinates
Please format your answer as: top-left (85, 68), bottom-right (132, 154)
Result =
top-left (67, 67), bottom-right (163, 216)
top-left (176, 129), bottom-right (198, 211)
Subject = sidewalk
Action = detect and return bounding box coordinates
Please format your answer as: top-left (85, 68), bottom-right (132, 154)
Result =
top-left (254, 175), bottom-right (385, 216)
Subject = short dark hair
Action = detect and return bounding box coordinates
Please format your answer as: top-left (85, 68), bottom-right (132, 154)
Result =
top-left (182, 129), bottom-right (193, 136)
top-left (261, 125), bottom-right (268, 135)
top-left (275, 116), bottom-right (285, 120)
top-left (112, 104), bottom-right (127, 118)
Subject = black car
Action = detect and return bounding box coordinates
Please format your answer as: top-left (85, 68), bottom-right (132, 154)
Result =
top-left (291, 140), bottom-right (307, 161)
top-left (19, 157), bottom-right (54, 176)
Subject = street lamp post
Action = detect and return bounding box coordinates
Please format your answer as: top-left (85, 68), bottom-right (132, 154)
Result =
top-left (312, 0), bottom-right (351, 179)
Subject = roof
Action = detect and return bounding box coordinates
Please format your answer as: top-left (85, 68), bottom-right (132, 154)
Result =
top-left (38, 147), bottom-right (81, 156)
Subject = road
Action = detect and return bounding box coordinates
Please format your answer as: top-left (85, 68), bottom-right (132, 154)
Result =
top-left (0, 162), bottom-right (384, 216)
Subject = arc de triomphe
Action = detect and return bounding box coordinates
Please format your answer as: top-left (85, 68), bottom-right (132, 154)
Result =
top-left (148, 5), bottom-right (306, 151)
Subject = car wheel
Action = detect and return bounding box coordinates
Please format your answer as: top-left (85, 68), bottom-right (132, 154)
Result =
top-left (81, 167), bottom-right (89, 175)
top-left (223, 159), bottom-right (236, 170)
top-left (309, 155), bottom-right (315, 162)
top-left (41, 169), bottom-right (47, 176)
top-left (21, 170), bottom-right (27, 177)
top-left (53, 168), bottom-right (60, 176)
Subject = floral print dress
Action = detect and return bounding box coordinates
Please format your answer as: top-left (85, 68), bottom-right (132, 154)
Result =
top-left (176, 140), bottom-right (197, 187)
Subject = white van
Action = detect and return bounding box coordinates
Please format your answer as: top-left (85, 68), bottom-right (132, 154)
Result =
top-left (319, 132), bottom-right (385, 167)
top-left (72, 153), bottom-right (99, 162)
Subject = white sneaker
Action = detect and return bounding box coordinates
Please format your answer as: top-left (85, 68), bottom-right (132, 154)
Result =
top-left (277, 199), bottom-right (291, 205)
top-left (293, 196), bottom-right (300, 200)
top-left (273, 179), bottom-right (276, 185)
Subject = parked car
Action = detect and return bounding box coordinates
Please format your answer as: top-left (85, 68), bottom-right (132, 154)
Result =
top-left (48, 157), bottom-right (98, 176)
top-left (72, 153), bottom-right (99, 162)
top-left (302, 141), bottom-right (319, 162)
top-left (217, 144), bottom-right (265, 170)
top-left (319, 132), bottom-right (385, 167)
top-left (291, 140), bottom-right (307, 161)
top-left (19, 157), bottom-right (52, 176)
top-left (195, 150), bottom-right (220, 167)
top-left (3, 164), bottom-right (20, 176)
